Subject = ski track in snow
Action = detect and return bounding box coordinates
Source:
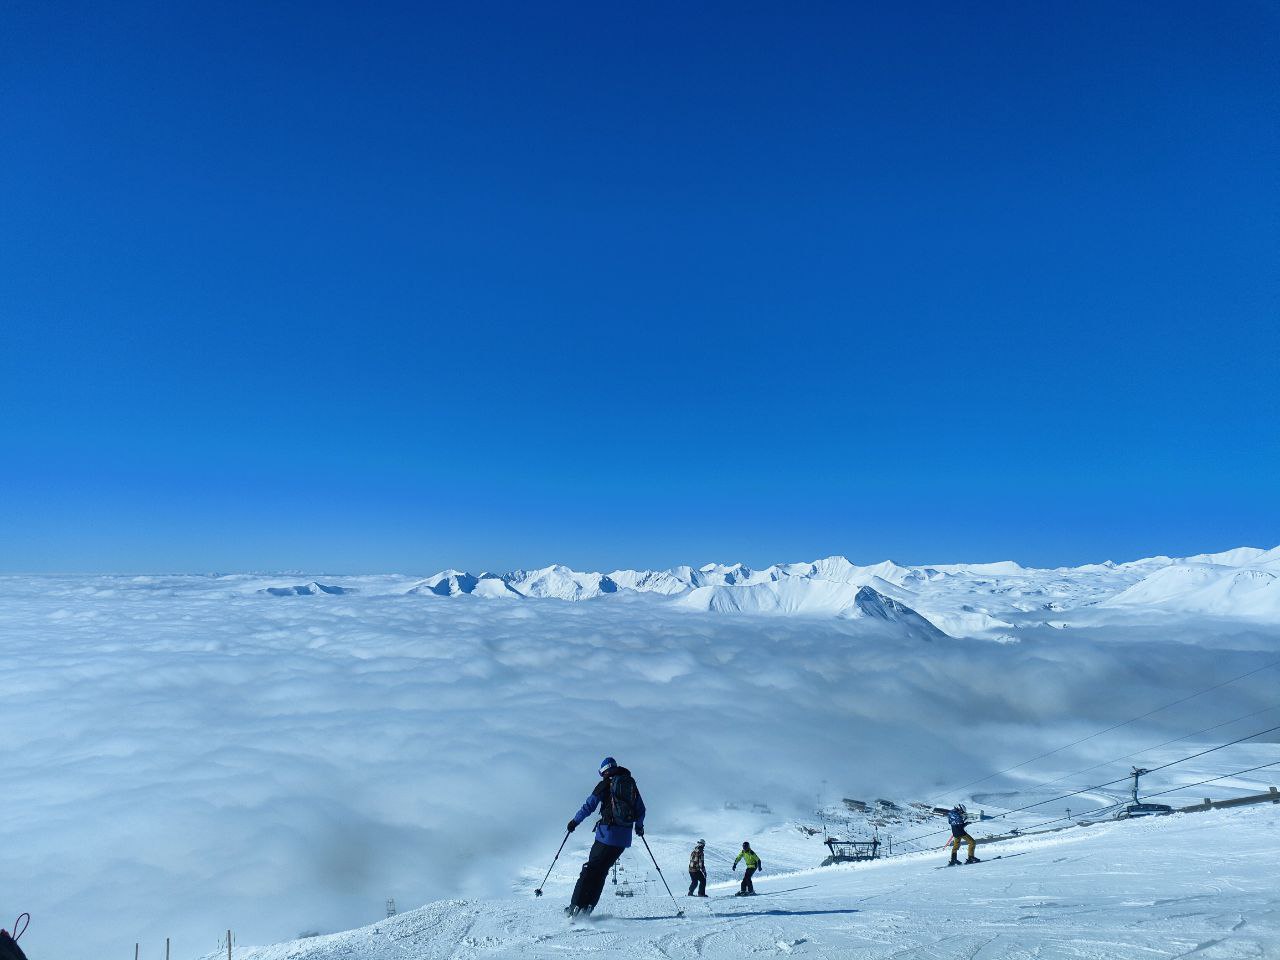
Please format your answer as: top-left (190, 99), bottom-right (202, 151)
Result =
top-left (224, 807), bottom-right (1280, 960)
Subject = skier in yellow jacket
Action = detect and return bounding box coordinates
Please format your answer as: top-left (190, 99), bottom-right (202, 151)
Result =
top-left (732, 841), bottom-right (762, 896)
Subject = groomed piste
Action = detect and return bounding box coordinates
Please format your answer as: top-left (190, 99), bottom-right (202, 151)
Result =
top-left (216, 804), bottom-right (1280, 959)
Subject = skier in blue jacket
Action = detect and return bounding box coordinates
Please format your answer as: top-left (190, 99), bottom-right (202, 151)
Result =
top-left (564, 757), bottom-right (646, 916)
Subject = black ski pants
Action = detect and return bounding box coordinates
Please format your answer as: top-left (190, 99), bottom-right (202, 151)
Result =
top-left (740, 866), bottom-right (756, 894)
top-left (688, 869), bottom-right (707, 896)
top-left (571, 839), bottom-right (625, 908)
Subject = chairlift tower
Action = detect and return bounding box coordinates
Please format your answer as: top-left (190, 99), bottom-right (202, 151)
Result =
top-left (1130, 767), bottom-right (1150, 804)
top-left (386, 898), bottom-right (397, 918)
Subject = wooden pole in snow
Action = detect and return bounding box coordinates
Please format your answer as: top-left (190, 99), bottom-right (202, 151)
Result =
top-left (227, 929), bottom-right (233, 960)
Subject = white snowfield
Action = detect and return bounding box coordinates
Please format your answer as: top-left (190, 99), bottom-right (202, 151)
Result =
top-left (219, 805), bottom-right (1280, 960)
top-left (379, 545), bottom-right (1280, 635)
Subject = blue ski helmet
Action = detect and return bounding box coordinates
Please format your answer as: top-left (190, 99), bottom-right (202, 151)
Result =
top-left (599, 757), bottom-right (618, 775)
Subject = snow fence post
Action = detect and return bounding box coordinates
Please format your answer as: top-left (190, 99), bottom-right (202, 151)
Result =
top-left (227, 929), bottom-right (233, 960)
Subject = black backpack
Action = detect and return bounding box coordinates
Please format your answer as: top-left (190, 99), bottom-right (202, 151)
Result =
top-left (603, 772), bottom-right (639, 826)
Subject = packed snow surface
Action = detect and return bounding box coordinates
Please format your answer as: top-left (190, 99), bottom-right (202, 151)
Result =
top-left (219, 805), bottom-right (1280, 960)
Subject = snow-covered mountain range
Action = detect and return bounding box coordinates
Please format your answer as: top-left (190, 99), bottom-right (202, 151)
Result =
top-left (266, 545), bottom-right (1280, 637)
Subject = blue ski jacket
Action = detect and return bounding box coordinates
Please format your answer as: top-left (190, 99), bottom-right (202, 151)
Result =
top-left (572, 767), bottom-right (646, 848)
top-left (947, 809), bottom-right (968, 830)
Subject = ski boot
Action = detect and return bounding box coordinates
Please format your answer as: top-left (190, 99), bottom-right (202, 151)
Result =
top-left (946, 858), bottom-right (959, 867)
top-left (965, 856), bottom-right (981, 864)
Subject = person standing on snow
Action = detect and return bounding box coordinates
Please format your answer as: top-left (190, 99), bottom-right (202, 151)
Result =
top-left (687, 839), bottom-right (708, 897)
top-left (733, 841), bottom-right (761, 895)
top-left (564, 756), bottom-right (646, 917)
top-left (945, 804), bottom-right (980, 865)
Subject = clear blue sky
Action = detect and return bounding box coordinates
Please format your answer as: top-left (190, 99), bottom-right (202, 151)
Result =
top-left (1, 1), bottom-right (1276, 573)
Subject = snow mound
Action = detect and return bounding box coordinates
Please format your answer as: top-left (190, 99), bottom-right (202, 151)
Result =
top-left (473, 575), bottom-right (522, 599)
top-left (1255, 545), bottom-right (1280, 567)
top-left (915, 608), bottom-right (1015, 637)
top-left (925, 560), bottom-right (1028, 576)
top-left (259, 581), bottom-right (351, 596)
top-left (1102, 563), bottom-right (1280, 618)
top-left (676, 581), bottom-right (947, 639)
top-left (1182, 546), bottom-right (1269, 567)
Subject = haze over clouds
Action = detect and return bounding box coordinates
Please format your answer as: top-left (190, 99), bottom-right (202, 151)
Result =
top-left (3, 558), bottom-right (1278, 959)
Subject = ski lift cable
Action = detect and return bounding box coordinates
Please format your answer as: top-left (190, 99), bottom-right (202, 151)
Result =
top-left (895, 720), bottom-right (1280, 849)
top-left (982, 720), bottom-right (1280, 826)
top-left (928, 657), bottom-right (1280, 804)
top-left (1016, 758), bottom-right (1280, 834)
top-left (993, 701), bottom-right (1280, 802)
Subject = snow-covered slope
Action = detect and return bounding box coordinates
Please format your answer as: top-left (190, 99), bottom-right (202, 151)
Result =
top-left (218, 804), bottom-right (1280, 960)
top-left (502, 565), bottom-right (619, 600)
top-left (607, 569), bottom-right (691, 595)
top-left (1103, 563), bottom-right (1280, 618)
top-left (408, 570), bottom-right (481, 596)
top-left (1184, 546), bottom-right (1270, 566)
top-left (408, 571), bottom-right (522, 598)
top-left (677, 581), bottom-right (947, 641)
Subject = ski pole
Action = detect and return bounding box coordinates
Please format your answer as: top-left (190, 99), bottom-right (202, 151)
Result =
top-left (639, 834), bottom-right (685, 918)
top-left (534, 832), bottom-right (571, 897)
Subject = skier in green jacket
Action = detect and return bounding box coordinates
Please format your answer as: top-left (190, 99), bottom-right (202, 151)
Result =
top-left (733, 841), bottom-right (762, 896)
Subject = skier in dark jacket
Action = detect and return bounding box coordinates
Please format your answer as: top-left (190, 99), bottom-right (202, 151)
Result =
top-left (733, 841), bottom-right (762, 895)
top-left (564, 756), bottom-right (646, 917)
top-left (687, 839), bottom-right (707, 896)
top-left (945, 804), bottom-right (979, 865)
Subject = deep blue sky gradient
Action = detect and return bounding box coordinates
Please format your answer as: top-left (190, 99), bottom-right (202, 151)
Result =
top-left (2, 1), bottom-right (1277, 572)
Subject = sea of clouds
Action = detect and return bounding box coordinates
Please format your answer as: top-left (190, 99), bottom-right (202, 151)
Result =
top-left (1, 573), bottom-right (1276, 960)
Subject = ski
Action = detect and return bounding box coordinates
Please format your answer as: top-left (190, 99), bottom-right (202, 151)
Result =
top-left (934, 852), bottom-right (1029, 871)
